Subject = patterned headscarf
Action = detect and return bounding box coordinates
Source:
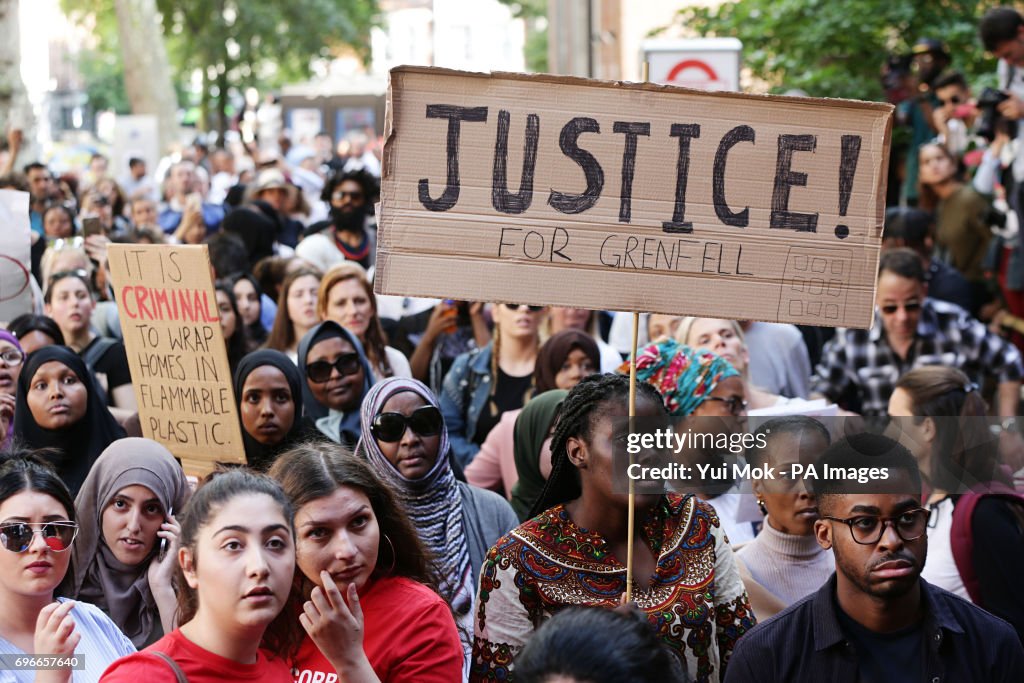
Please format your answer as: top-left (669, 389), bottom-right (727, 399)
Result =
top-left (619, 338), bottom-right (739, 416)
top-left (355, 377), bottom-right (472, 617)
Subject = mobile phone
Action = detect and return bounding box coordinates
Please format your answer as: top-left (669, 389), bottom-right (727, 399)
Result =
top-left (159, 506), bottom-right (173, 557)
top-left (82, 217), bottom-right (103, 238)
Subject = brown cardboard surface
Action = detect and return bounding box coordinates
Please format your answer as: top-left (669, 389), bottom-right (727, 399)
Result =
top-left (108, 244), bottom-right (244, 475)
top-left (377, 66), bottom-right (894, 329)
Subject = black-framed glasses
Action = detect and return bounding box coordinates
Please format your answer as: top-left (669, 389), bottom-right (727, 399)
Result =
top-left (306, 353), bottom-right (362, 383)
top-left (371, 406), bottom-right (443, 442)
top-left (332, 191), bottom-right (365, 202)
top-left (880, 301), bottom-right (922, 315)
top-left (821, 508), bottom-right (931, 545)
top-left (0, 348), bottom-right (25, 366)
top-left (503, 303), bottom-right (545, 312)
top-left (0, 522), bottom-right (79, 553)
top-left (703, 396), bottom-right (748, 415)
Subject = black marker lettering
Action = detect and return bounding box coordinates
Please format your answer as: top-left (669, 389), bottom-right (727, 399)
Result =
top-left (770, 134), bottom-right (819, 231)
top-left (663, 124), bottom-right (701, 233)
top-left (713, 125), bottom-right (755, 227)
top-left (548, 117), bottom-right (604, 214)
top-left (492, 110), bottom-right (539, 214)
top-left (612, 121), bottom-right (651, 223)
top-left (418, 105), bottom-right (489, 212)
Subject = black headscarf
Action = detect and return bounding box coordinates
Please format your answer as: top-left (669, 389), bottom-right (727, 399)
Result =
top-left (297, 320), bottom-right (375, 445)
top-left (233, 349), bottom-right (307, 470)
top-left (14, 346), bottom-right (126, 496)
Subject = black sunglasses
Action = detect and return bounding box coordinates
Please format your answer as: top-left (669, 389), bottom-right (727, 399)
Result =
top-left (503, 303), bottom-right (545, 312)
top-left (306, 353), bottom-right (362, 383)
top-left (371, 406), bottom-right (443, 442)
top-left (332, 191), bottom-right (365, 201)
top-left (880, 302), bottom-right (922, 315)
top-left (0, 521), bottom-right (79, 553)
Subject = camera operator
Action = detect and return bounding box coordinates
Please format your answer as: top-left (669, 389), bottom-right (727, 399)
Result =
top-left (897, 38), bottom-right (951, 205)
top-left (932, 72), bottom-right (977, 158)
top-left (980, 8), bottom-right (1024, 193)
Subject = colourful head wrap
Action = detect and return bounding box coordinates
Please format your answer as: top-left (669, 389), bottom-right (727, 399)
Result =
top-left (618, 338), bottom-right (739, 416)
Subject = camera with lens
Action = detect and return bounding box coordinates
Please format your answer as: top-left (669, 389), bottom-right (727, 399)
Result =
top-left (975, 87), bottom-right (1019, 141)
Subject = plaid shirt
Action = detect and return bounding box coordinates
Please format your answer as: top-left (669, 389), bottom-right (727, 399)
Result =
top-left (810, 298), bottom-right (1024, 416)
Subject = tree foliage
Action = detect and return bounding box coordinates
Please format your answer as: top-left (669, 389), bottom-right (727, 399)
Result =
top-left (671, 0), bottom-right (1003, 100)
top-left (498, 0), bottom-right (548, 72)
top-left (63, 0), bottom-right (380, 134)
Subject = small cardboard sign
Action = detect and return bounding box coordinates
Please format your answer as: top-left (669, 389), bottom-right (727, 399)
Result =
top-left (376, 67), bottom-right (894, 329)
top-left (0, 190), bottom-right (33, 324)
top-left (108, 244), bottom-right (244, 475)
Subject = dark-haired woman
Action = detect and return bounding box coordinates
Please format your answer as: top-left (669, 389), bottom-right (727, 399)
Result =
top-left (0, 454), bottom-right (136, 682)
top-left (232, 273), bottom-right (269, 346)
top-left (14, 346), bottom-right (126, 496)
top-left (7, 314), bottom-right (66, 355)
top-left (269, 443), bottom-right (463, 683)
top-left (471, 374), bottom-right (754, 683)
top-left (101, 469), bottom-right (298, 681)
top-left (465, 329), bottom-right (598, 498)
top-left (890, 366), bottom-right (1024, 642)
top-left (234, 350), bottom-right (311, 470)
top-left (66, 438), bottom-right (190, 648)
top-left (357, 377), bottom-right (517, 673)
top-left (215, 282), bottom-right (251, 374)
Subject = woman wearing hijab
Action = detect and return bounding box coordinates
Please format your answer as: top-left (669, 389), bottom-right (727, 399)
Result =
top-left (357, 377), bottom-right (518, 675)
top-left (66, 438), bottom-right (191, 648)
top-left (13, 346), bottom-right (126, 495)
top-left (297, 320), bottom-right (375, 447)
top-left (508, 389), bottom-right (568, 521)
top-left (233, 349), bottom-right (311, 470)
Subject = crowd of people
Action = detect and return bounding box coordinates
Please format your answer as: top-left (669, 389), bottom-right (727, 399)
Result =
top-left (0, 6), bottom-right (1024, 683)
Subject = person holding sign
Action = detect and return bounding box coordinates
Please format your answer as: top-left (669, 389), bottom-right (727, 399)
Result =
top-left (100, 469), bottom-right (298, 681)
top-left (0, 454), bottom-right (137, 683)
top-left (269, 443), bottom-right (464, 683)
top-left (356, 377), bottom-right (518, 674)
top-left (65, 439), bottom-right (191, 649)
top-left (233, 350), bottom-right (311, 471)
top-left (471, 374), bottom-right (754, 683)
top-left (297, 321), bottom-right (375, 447)
top-left (13, 347), bottom-right (126, 496)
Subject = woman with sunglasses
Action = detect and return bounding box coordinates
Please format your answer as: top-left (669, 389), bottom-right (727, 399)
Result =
top-left (357, 377), bottom-right (517, 673)
top-left (471, 374), bottom-right (754, 683)
top-left (64, 439), bottom-right (191, 649)
top-left (100, 469), bottom-right (299, 681)
top-left (889, 366), bottom-right (1024, 643)
top-left (265, 267), bottom-right (322, 364)
top-left (441, 303), bottom-right (546, 469)
top-left (269, 443), bottom-right (463, 683)
top-left (675, 317), bottom-right (789, 410)
top-left (0, 454), bottom-right (136, 682)
top-left (13, 347), bottom-right (126, 497)
top-left (317, 262), bottom-right (411, 382)
top-left (233, 350), bottom-right (312, 471)
top-left (44, 270), bottom-right (136, 420)
top-left (297, 321), bottom-right (375, 448)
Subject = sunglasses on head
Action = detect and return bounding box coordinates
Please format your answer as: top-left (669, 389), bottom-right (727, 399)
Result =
top-left (371, 406), bottom-right (443, 442)
top-left (502, 303), bottom-right (545, 312)
top-left (47, 269), bottom-right (90, 287)
top-left (0, 522), bottom-right (79, 553)
top-left (306, 353), bottom-right (362, 383)
top-left (880, 301), bottom-right (922, 315)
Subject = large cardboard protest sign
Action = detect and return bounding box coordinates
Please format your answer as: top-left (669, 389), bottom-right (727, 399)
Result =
top-left (108, 244), bottom-right (244, 474)
top-left (376, 67), bottom-right (894, 328)
top-left (0, 190), bottom-right (33, 324)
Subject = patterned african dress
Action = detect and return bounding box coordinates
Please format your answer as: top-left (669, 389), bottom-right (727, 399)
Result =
top-left (470, 494), bottom-right (755, 683)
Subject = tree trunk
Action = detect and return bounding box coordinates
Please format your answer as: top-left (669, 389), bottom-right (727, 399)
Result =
top-left (0, 0), bottom-right (36, 165)
top-left (113, 0), bottom-right (179, 153)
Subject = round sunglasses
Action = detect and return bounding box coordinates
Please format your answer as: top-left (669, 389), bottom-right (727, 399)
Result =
top-left (370, 406), bottom-right (444, 442)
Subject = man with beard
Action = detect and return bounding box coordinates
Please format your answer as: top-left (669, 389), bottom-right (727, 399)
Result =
top-left (724, 433), bottom-right (1024, 682)
top-left (296, 169), bottom-right (377, 272)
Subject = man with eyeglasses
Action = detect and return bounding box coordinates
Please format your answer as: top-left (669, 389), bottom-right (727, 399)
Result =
top-left (725, 433), bottom-right (1024, 682)
top-left (810, 249), bottom-right (1023, 418)
top-left (296, 169), bottom-right (379, 273)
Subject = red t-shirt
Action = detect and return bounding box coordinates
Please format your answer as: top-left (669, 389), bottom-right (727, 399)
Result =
top-left (292, 575), bottom-right (463, 683)
top-left (100, 628), bottom-right (291, 682)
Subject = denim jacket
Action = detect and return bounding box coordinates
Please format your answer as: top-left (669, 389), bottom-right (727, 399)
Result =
top-left (440, 342), bottom-right (494, 469)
